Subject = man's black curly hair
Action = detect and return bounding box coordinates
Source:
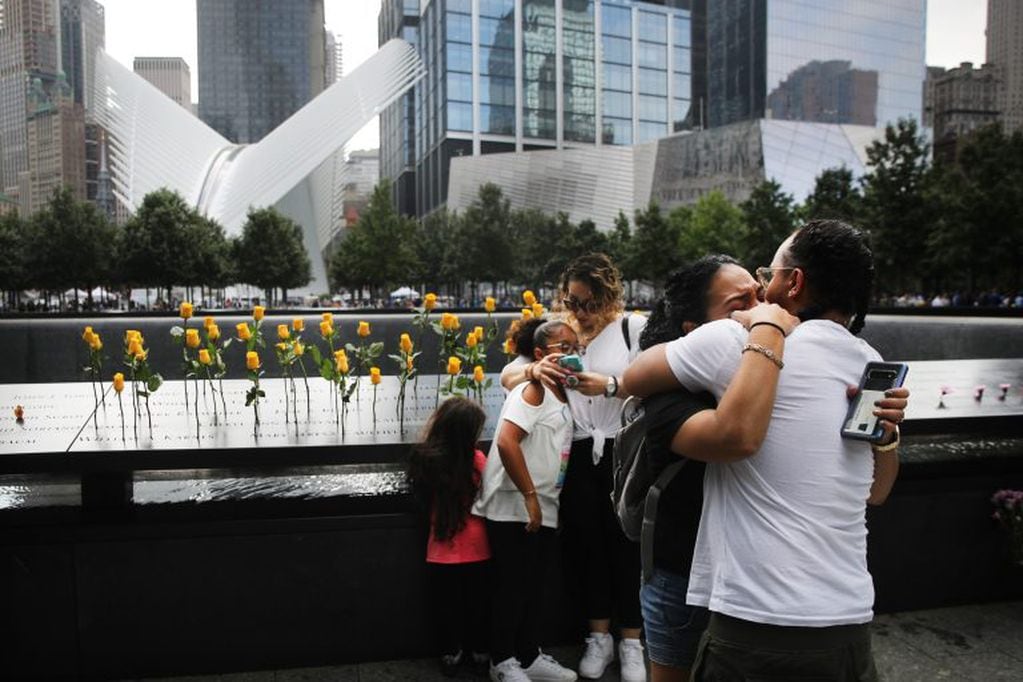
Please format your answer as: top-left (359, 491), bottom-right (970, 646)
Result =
top-left (639, 254), bottom-right (740, 350)
top-left (783, 219), bottom-right (874, 336)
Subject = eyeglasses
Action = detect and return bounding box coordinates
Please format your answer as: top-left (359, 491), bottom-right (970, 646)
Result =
top-left (561, 296), bottom-right (601, 314)
top-left (544, 341), bottom-right (579, 354)
top-left (755, 266), bottom-right (795, 288)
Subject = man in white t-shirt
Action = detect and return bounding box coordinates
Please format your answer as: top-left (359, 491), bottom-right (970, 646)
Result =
top-left (623, 220), bottom-right (907, 681)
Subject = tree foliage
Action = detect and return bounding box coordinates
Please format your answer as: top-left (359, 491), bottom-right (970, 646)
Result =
top-left (235, 206), bottom-right (312, 304)
top-left (739, 180), bottom-right (796, 271)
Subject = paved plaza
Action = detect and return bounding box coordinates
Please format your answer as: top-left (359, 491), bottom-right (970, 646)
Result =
top-left (127, 600), bottom-right (1023, 682)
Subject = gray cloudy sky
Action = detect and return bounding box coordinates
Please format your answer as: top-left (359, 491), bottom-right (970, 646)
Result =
top-left (100, 0), bottom-right (988, 151)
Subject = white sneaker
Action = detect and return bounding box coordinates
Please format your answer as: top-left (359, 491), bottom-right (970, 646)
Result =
top-left (523, 652), bottom-right (578, 681)
top-left (578, 632), bottom-right (614, 679)
top-left (491, 656), bottom-right (530, 682)
top-left (618, 638), bottom-right (647, 682)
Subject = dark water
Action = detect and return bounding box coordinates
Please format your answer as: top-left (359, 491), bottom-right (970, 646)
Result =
top-left (2, 437), bottom-right (1021, 511)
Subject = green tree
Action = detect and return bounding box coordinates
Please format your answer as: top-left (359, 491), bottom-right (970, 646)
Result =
top-left (329, 180), bottom-right (417, 300)
top-left (118, 188), bottom-right (201, 303)
top-left (510, 207), bottom-right (558, 292)
top-left (606, 210), bottom-right (634, 281)
top-left (0, 211), bottom-right (27, 308)
top-left (927, 124), bottom-right (1023, 292)
top-left (860, 118), bottom-right (933, 291)
top-left (235, 206), bottom-right (312, 305)
top-left (740, 180), bottom-right (796, 270)
top-left (631, 202), bottom-right (686, 289)
top-left (413, 208), bottom-right (460, 294)
top-left (459, 183), bottom-right (515, 302)
top-left (27, 186), bottom-right (117, 307)
top-left (679, 191), bottom-right (745, 263)
top-left (803, 166), bottom-right (863, 225)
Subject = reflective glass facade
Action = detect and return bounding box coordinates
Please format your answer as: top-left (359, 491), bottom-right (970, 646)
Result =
top-left (198, 0), bottom-right (327, 144)
top-left (380, 0), bottom-right (692, 217)
top-left (707, 0), bottom-right (924, 128)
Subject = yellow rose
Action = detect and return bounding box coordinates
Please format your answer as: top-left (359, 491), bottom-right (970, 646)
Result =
top-left (523, 290), bottom-right (536, 306)
top-left (521, 308), bottom-right (533, 321)
top-left (322, 312), bottom-right (333, 324)
top-left (207, 324), bottom-right (221, 342)
top-left (236, 322), bottom-right (252, 341)
top-left (275, 342), bottom-right (287, 352)
top-left (292, 318), bottom-right (305, 332)
top-left (441, 313), bottom-right (460, 331)
top-left (127, 337), bottom-right (143, 357)
top-left (89, 335), bottom-right (102, 351)
top-left (253, 306), bottom-right (265, 321)
top-left (503, 338), bottom-right (515, 355)
top-left (358, 321), bottom-right (371, 337)
top-left (370, 367), bottom-right (382, 385)
top-left (335, 351), bottom-right (349, 375)
top-left (277, 324), bottom-right (290, 340)
top-left (399, 333), bottom-right (413, 354)
top-left (203, 316), bottom-right (215, 329)
top-left (185, 328), bottom-right (200, 348)
top-left (112, 372), bottom-right (125, 393)
top-left (198, 349), bottom-right (212, 365)
top-left (473, 365), bottom-right (485, 383)
top-left (466, 332), bottom-right (478, 348)
top-left (473, 326), bottom-right (484, 341)
top-left (124, 329), bottom-right (140, 344)
top-left (134, 346), bottom-right (148, 361)
top-left (532, 302), bottom-right (544, 318)
top-left (179, 301), bottom-right (193, 319)
top-left (246, 351), bottom-right (260, 370)
top-left (82, 326), bottom-right (94, 342)
top-left (407, 356), bottom-right (415, 371)
top-left (447, 356), bottom-right (462, 375)
top-left (294, 342), bottom-right (305, 356)
top-left (424, 293), bottom-right (437, 311)
top-left (319, 320), bottom-right (334, 337)
top-left (484, 296), bottom-right (496, 313)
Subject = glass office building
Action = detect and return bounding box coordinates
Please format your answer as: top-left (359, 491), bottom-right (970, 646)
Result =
top-left (380, 0), bottom-right (693, 217)
top-left (706, 0), bottom-right (925, 128)
top-left (197, 0), bottom-right (327, 144)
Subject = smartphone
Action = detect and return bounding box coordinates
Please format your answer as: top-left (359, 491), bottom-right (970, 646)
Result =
top-left (558, 354), bottom-right (584, 372)
top-left (841, 362), bottom-right (909, 442)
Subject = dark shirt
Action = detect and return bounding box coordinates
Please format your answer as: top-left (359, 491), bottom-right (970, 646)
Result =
top-left (643, 388), bottom-right (716, 576)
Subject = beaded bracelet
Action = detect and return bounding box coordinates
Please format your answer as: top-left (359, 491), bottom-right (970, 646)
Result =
top-left (742, 342), bottom-right (784, 370)
top-left (871, 427), bottom-right (900, 453)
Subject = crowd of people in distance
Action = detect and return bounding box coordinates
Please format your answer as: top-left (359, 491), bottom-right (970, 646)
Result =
top-left (878, 290), bottom-right (1023, 309)
top-left (406, 220), bottom-right (911, 682)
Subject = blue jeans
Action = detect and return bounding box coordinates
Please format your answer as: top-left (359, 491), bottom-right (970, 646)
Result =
top-left (640, 567), bottom-right (709, 668)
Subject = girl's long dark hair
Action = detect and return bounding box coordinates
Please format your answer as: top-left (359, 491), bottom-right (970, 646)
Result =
top-left (407, 396), bottom-right (487, 542)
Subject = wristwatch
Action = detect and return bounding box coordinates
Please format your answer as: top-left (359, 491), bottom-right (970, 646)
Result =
top-left (603, 375), bottom-right (619, 398)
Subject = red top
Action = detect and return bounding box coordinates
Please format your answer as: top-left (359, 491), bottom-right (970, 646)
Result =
top-left (426, 450), bottom-right (492, 564)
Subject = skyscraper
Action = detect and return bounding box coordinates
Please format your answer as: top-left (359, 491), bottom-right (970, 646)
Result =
top-left (706, 0), bottom-right (925, 128)
top-left (197, 0), bottom-right (327, 144)
top-left (987, 0), bottom-right (1023, 133)
top-left (379, 0), bottom-right (694, 218)
top-left (0, 0), bottom-right (86, 213)
top-left (59, 0), bottom-right (103, 205)
top-left (134, 56), bottom-right (192, 110)
top-left (325, 30), bottom-right (342, 86)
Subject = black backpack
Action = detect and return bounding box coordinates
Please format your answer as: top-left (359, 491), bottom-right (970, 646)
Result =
top-left (611, 395), bottom-right (688, 582)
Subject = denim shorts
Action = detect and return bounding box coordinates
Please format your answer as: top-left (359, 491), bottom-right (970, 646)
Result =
top-left (640, 567), bottom-right (710, 668)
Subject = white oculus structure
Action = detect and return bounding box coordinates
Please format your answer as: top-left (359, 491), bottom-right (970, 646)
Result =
top-left (92, 39), bottom-right (425, 294)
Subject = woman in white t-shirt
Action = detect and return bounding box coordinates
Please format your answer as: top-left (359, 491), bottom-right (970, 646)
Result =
top-left (501, 253), bottom-right (647, 682)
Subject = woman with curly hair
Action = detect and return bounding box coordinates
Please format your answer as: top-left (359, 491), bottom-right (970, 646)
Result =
top-left (502, 252), bottom-right (647, 681)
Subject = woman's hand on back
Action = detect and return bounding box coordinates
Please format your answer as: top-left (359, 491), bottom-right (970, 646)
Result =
top-left (731, 303), bottom-right (800, 336)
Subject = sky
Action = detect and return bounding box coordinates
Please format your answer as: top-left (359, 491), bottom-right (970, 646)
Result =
top-left (100, 0), bottom-right (988, 152)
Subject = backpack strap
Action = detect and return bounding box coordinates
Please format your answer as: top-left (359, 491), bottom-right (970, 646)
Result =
top-left (621, 313), bottom-right (632, 352)
top-left (640, 459), bottom-right (687, 584)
